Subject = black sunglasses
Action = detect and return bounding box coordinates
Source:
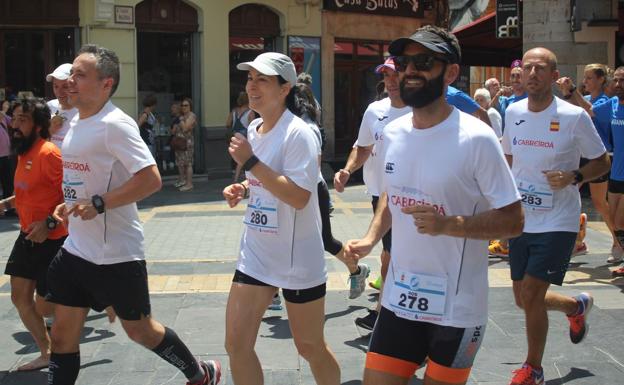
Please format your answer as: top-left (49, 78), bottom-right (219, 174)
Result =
top-left (393, 54), bottom-right (449, 72)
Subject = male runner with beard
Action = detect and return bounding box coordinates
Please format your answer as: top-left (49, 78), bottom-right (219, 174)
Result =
top-left (1, 98), bottom-right (66, 371)
top-left (345, 25), bottom-right (523, 385)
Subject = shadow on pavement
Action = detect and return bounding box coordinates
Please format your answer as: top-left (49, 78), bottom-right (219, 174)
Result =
top-left (343, 335), bottom-right (370, 353)
top-left (260, 315), bottom-right (292, 340)
top-left (326, 305), bottom-right (368, 322)
top-left (12, 326), bottom-right (115, 355)
top-left (0, 370), bottom-right (47, 385)
top-left (544, 367), bottom-right (594, 384)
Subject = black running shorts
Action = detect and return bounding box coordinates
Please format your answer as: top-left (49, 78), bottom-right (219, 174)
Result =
top-left (232, 269), bottom-right (326, 304)
top-left (366, 307), bottom-right (485, 382)
top-left (46, 248), bottom-right (151, 320)
top-left (4, 232), bottom-right (66, 297)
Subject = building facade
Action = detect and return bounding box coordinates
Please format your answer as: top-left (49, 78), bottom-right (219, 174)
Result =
top-left (0, 0), bottom-right (445, 175)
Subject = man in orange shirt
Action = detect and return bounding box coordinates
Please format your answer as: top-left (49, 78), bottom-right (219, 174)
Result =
top-left (1, 98), bottom-right (66, 371)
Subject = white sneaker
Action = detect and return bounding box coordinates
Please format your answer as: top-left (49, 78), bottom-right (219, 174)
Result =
top-left (608, 246), bottom-right (624, 264)
top-left (348, 263), bottom-right (370, 299)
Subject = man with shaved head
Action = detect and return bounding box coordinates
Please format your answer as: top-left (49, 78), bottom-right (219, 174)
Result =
top-left (501, 47), bottom-right (610, 385)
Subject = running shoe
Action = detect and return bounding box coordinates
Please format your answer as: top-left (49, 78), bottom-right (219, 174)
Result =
top-left (488, 240), bottom-right (509, 257)
top-left (612, 266), bottom-right (624, 278)
top-left (509, 363), bottom-right (544, 385)
top-left (567, 292), bottom-right (593, 344)
top-left (267, 293), bottom-right (283, 310)
top-left (188, 360), bottom-right (221, 385)
top-left (348, 263), bottom-right (370, 299)
top-left (368, 276), bottom-right (383, 290)
top-left (607, 245), bottom-right (623, 264)
top-left (179, 185), bottom-right (194, 192)
top-left (571, 242), bottom-right (588, 257)
top-left (174, 180), bottom-right (185, 188)
top-left (354, 309), bottom-right (378, 331)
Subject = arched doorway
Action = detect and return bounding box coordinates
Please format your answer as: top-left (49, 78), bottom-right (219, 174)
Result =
top-left (229, 4), bottom-right (280, 108)
top-left (136, 0), bottom-right (200, 173)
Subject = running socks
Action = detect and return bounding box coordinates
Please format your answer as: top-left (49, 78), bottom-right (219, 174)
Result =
top-left (615, 230), bottom-right (624, 249)
top-left (48, 352), bottom-right (80, 385)
top-left (152, 327), bottom-right (204, 382)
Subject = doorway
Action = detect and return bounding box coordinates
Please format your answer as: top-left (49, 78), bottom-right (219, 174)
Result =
top-left (136, 0), bottom-right (199, 174)
top-left (334, 40), bottom-right (389, 157)
top-left (229, 4), bottom-right (280, 109)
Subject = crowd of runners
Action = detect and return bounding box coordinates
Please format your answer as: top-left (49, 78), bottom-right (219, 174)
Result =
top-left (1, 23), bottom-right (623, 385)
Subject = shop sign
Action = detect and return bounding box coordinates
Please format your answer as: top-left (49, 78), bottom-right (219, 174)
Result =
top-left (323, 0), bottom-right (425, 18)
top-left (496, 0), bottom-right (520, 39)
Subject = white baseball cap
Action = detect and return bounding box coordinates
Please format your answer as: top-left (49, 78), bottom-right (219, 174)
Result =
top-left (46, 63), bottom-right (72, 82)
top-left (237, 52), bottom-right (297, 87)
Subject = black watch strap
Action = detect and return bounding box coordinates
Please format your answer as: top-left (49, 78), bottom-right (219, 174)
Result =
top-left (91, 194), bottom-right (106, 214)
top-left (572, 170), bottom-right (584, 185)
top-left (46, 215), bottom-right (58, 230)
top-left (243, 155), bottom-right (260, 171)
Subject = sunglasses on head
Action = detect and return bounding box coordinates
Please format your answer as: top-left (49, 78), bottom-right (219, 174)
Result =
top-left (393, 54), bottom-right (449, 72)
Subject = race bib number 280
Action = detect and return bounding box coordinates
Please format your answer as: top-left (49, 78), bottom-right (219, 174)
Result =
top-left (244, 191), bottom-right (278, 234)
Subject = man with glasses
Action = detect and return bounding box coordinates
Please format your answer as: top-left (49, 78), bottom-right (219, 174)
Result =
top-left (501, 48), bottom-right (609, 385)
top-left (345, 25), bottom-right (523, 385)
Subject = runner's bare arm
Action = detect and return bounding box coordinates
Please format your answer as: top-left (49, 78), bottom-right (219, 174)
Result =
top-left (474, 107), bottom-right (492, 127)
top-left (333, 145), bottom-right (373, 192)
top-left (102, 165), bottom-right (162, 209)
top-left (229, 133), bottom-right (311, 209)
top-left (344, 192), bottom-right (392, 260)
top-left (402, 200), bottom-right (523, 240)
top-left (544, 152), bottom-right (610, 190)
top-left (0, 196), bottom-right (15, 214)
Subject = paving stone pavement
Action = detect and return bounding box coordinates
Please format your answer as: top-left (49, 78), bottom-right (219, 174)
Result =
top-left (0, 177), bottom-right (623, 384)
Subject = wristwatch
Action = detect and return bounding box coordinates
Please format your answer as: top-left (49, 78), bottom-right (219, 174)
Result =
top-left (46, 215), bottom-right (58, 230)
top-left (563, 85), bottom-right (576, 100)
top-left (91, 194), bottom-right (106, 214)
top-left (572, 170), bottom-right (584, 185)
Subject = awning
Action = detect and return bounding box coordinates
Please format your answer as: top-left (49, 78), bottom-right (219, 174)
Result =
top-left (452, 12), bottom-right (522, 67)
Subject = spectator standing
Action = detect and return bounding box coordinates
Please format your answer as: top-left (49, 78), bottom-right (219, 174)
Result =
top-left (137, 93), bottom-right (158, 155)
top-left (474, 87), bottom-right (503, 137)
top-left (172, 97), bottom-right (196, 191)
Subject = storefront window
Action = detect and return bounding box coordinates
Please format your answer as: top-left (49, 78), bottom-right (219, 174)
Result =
top-left (288, 36), bottom-right (321, 104)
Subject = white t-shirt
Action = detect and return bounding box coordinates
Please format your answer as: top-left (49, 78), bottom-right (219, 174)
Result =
top-left (487, 107), bottom-right (503, 138)
top-left (303, 115), bottom-right (325, 184)
top-left (47, 99), bottom-right (78, 149)
top-left (502, 97), bottom-right (606, 233)
top-left (239, 109), bottom-right (326, 289)
top-left (61, 101), bottom-right (156, 265)
top-left (356, 98), bottom-right (411, 196)
top-left (379, 108), bottom-right (520, 328)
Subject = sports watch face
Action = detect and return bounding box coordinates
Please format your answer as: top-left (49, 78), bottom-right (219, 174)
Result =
top-left (46, 216), bottom-right (57, 230)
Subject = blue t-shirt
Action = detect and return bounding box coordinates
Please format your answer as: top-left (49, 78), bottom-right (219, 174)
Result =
top-left (585, 93), bottom-right (611, 150)
top-left (584, 93), bottom-right (610, 105)
top-left (499, 92), bottom-right (528, 129)
top-left (593, 97), bottom-right (624, 179)
top-left (446, 86), bottom-right (479, 114)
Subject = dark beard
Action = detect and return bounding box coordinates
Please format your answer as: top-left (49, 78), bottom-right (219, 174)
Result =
top-left (11, 130), bottom-right (38, 155)
top-left (400, 67), bottom-right (446, 108)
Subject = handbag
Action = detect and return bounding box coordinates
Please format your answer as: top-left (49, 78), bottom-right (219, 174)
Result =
top-left (171, 136), bottom-right (187, 151)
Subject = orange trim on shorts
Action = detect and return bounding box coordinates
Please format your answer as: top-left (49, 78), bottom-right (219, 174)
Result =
top-left (425, 359), bottom-right (472, 383)
top-left (365, 352), bottom-right (419, 378)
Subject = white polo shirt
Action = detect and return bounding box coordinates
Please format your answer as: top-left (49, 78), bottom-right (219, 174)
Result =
top-left (501, 97), bottom-right (606, 233)
top-left (47, 99), bottom-right (78, 149)
top-left (61, 101), bottom-right (155, 265)
top-left (379, 107), bottom-right (520, 328)
top-left (239, 109), bottom-right (326, 289)
top-left (356, 98), bottom-right (411, 196)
